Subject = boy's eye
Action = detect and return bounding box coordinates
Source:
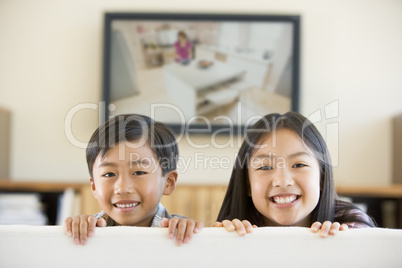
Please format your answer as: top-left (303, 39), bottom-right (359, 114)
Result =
top-left (258, 165), bottom-right (273, 171)
top-left (133, 171), bottom-right (146, 176)
top-left (103, 172), bottom-right (116, 177)
top-left (292, 163), bottom-right (307, 168)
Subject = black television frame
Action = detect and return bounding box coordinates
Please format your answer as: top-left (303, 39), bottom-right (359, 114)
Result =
top-left (102, 12), bottom-right (301, 135)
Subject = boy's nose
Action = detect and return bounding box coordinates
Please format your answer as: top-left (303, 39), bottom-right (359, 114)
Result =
top-left (272, 169), bottom-right (294, 188)
top-left (114, 175), bottom-right (135, 195)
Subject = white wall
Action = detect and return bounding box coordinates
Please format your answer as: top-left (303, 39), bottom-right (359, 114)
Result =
top-left (0, 0), bottom-right (401, 185)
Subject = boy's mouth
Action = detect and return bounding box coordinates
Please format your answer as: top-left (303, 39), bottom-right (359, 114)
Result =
top-left (270, 195), bottom-right (300, 205)
top-left (113, 200), bottom-right (140, 208)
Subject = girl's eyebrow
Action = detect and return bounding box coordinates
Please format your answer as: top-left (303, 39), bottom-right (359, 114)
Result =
top-left (288, 152), bottom-right (312, 159)
top-left (252, 151), bottom-right (311, 160)
top-left (252, 154), bottom-right (273, 160)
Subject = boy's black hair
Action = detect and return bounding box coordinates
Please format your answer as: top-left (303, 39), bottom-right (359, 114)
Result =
top-left (86, 114), bottom-right (178, 178)
top-left (217, 111), bottom-right (375, 227)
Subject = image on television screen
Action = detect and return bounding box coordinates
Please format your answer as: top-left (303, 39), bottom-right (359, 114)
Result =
top-left (103, 13), bottom-right (300, 134)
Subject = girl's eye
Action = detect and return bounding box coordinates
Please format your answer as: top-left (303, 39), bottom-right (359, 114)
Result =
top-left (103, 172), bottom-right (116, 177)
top-left (133, 171), bottom-right (146, 176)
top-left (293, 163), bottom-right (307, 168)
top-left (258, 165), bottom-right (273, 170)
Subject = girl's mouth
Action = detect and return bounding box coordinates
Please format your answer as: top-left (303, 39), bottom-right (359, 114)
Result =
top-left (270, 195), bottom-right (300, 205)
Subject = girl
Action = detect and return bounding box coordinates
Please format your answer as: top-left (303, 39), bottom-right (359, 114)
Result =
top-left (174, 31), bottom-right (192, 63)
top-left (215, 112), bottom-right (375, 237)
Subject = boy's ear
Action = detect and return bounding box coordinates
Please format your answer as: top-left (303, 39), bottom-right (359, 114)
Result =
top-left (163, 170), bottom-right (178, 196)
top-left (89, 177), bottom-right (98, 199)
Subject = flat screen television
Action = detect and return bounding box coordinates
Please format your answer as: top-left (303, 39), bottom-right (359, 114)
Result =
top-left (102, 12), bottom-right (300, 135)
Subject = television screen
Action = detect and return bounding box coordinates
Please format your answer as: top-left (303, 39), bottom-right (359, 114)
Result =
top-left (102, 13), bottom-right (300, 134)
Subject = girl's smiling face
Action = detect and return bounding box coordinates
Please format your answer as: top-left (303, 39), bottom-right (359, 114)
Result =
top-left (248, 128), bottom-right (321, 227)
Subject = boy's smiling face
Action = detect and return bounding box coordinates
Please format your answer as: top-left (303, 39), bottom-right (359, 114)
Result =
top-left (90, 142), bottom-right (177, 226)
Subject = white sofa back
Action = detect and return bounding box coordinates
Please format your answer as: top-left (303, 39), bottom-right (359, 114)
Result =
top-left (1, 225), bottom-right (401, 267)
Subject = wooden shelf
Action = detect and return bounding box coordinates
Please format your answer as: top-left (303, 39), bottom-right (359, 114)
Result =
top-left (0, 181), bottom-right (86, 192)
top-left (1, 181), bottom-right (401, 228)
top-left (0, 180), bottom-right (101, 223)
top-left (336, 185), bottom-right (402, 198)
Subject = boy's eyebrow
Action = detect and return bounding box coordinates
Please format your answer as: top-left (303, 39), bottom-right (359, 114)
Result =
top-left (98, 162), bottom-right (117, 168)
top-left (97, 159), bottom-right (153, 168)
top-left (98, 159), bottom-right (153, 167)
top-left (130, 158), bottom-right (152, 166)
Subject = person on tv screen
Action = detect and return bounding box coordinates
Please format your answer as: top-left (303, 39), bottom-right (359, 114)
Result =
top-left (174, 31), bottom-right (192, 64)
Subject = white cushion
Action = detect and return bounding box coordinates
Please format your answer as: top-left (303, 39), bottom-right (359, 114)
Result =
top-left (0, 225), bottom-right (401, 267)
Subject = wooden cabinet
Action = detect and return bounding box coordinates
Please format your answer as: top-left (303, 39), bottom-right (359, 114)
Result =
top-left (161, 185), bottom-right (228, 227)
top-left (336, 185), bottom-right (402, 229)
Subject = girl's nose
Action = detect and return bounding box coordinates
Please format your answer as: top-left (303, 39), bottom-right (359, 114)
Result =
top-left (114, 175), bottom-right (135, 195)
top-left (272, 168), bottom-right (294, 188)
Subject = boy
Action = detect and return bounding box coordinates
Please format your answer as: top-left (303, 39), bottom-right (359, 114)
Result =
top-left (64, 114), bottom-right (202, 246)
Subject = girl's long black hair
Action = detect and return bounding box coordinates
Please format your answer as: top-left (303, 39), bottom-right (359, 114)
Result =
top-left (217, 112), bottom-right (375, 227)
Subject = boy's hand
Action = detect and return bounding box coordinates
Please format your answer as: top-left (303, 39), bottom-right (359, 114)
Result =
top-left (311, 221), bottom-right (348, 238)
top-left (213, 219), bottom-right (256, 236)
top-left (161, 217), bottom-right (203, 246)
top-left (64, 215), bottom-right (107, 245)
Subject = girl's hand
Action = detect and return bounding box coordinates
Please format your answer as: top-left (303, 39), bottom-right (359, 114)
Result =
top-left (161, 217), bottom-right (203, 246)
top-left (311, 221), bottom-right (348, 238)
top-left (213, 219), bottom-right (257, 236)
top-left (64, 215), bottom-right (107, 245)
